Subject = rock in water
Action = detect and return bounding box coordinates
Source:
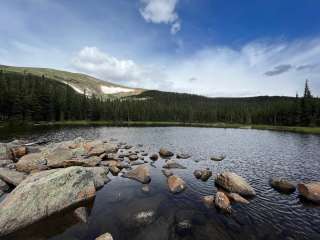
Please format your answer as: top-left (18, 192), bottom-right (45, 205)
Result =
top-left (86, 167), bottom-right (110, 190)
top-left (129, 155), bottom-right (139, 161)
top-left (163, 160), bottom-right (186, 169)
top-left (176, 153), bottom-right (191, 159)
top-left (226, 193), bottom-right (249, 204)
top-left (159, 148), bottom-right (174, 158)
top-left (215, 192), bottom-right (231, 213)
top-left (0, 179), bottom-right (9, 192)
top-left (0, 168), bottom-right (27, 186)
top-left (96, 233), bottom-right (114, 240)
top-left (162, 169), bottom-right (173, 178)
top-left (270, 178), bottom-right (296, 194)
top-left (193, 170), bottom-right (202, 179)
top-left (16, 153), bottom-right (46, 173)
top-left (123, 165), bottom-right (151, 184)
top-left (298, 182), bottom-right (320, 204)
top-left (200, 170), bottom-right (212, 181)
top-left (202, 195), bottom-right (215, 208)
top-left (149, 154), bottom-right (158, 161)
top-left (109, 166), bottom-right (121, 176)
top-left (73, 207), bottom-right (89, 223)
top-left (167, 175), bottom-right (186, 193)
top-left (215, 172), bottom-right (256, 197)
top-left (0, 166), bottom-right (96, 236)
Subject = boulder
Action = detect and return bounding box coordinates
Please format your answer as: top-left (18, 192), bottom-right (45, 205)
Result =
top-left (84, 140), bottom-right (103, 152)
top-left (226, 193), bottom-right (249, 204)
top-left (270, 178), bottom-right (296, 193)
top-left (0, 167), bottom-right (96, 236)
top-left (200, 170), bottom-right (212, 181)
top-left (215, 191), bottom-right (231, 213)
top-left (298, 182), bottom-right (320, 203)
top-left (73, 206), bottom-right (89, 223)
top-left (63, 156), bottom-right (101, 167)
top-left (163, 160), bottom-right (186, 169)
top-left (86, 167), bottom-right (110, 189)
top-left (149, 154), bottom-right (158, 161)
top-left (96, 233), bottom-right (113, 240)
top-left (46, 148), bottom-right (73, 168)
top-left (215, 172), bottom-right (256, 197)
top-left (129, 155), bottom-right (139, 161)
top-left (0, 168), bottom-right (27, 186)
top-left (123, 165), bottom-right (151, 184)
top-left (167, 175), bottom-right (186, 193)
top-left (131, 160), bottom-right (145, 166)
top-left (109, 166), bottom-right (121, 176)
top-left (16, 153), bottom-right (47, 173)
top-left (202, 195), bottom-right (215, 208)
top-left (159, 148), bottom-right (174, 157)
top-left (176, 153), bottom-right (191, 159)
top-left (88, 143), bottom-right (106, 156)
top-left (162, 169), bottom-right (173, 178)
top-left (0, 179), bottom-right (9, 192)
top-left (10, 146), bottom-right (27, 160)
top-left (141, 184), bottom-right (150, 193)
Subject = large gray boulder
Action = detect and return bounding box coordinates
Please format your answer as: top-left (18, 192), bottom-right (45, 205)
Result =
top-left (0, 167), bottom-right (96, 236)
top-left (0, 168), bottom-right (27, 186)
top-left (16, 153), bottom-right (47, 173)
top-left (215, 172), bottom-right (256, 197)
top-left (298, 182), bottom-right (320, 204)
top-left (123, 165), bottom-right (151, 184)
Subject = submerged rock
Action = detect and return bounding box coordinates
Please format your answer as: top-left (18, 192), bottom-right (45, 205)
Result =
top-left (176, 153), bottom-right (191, 159)
top-left (298, 182), bottom-right (320, 204)
top-left (123, 165), bottom-right (151, 183)
top-left (16, 153), bottom-right (46, 173)
top-left (162, 169), bottom-right (173, 178)
top-left (73, 206), bottom-right (89, 223)
top-left (202, 195), bottom-right (215, 208)
top-left (270, 178), bottom-right (296, 194)
top-left (87, 167), bottom-right (110, 190)
top-left (0, 179), bottom-right (9, 192)
top-left (215, 191), bottom-right (231, 213)
top-left (159, 148), bottom-right (174, 157)
top-left (149, 153), bottom-right (159, 161)
top-left (215, 172), bottom-right (256, 197)
top-left (163, 160), bottom-right (186, 169)
top-left (167, 175), bottom-right (186, 193)
top-left (96, 233), bottom-right (113, 240)
top-left (0, 168), bottom-right (27, 186)
top-left (141, 184), bottom-right (150, 193)
top-left (175, 220), bottom-right (192, 236)
top-left (0, 167), bottom-right (96, 236)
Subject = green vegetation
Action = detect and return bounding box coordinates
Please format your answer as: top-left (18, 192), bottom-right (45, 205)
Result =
top-left (0, 67), bottom-right (319, 132)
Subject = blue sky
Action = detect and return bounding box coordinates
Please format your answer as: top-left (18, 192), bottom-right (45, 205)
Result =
top-left (1, 0), bottom-right (320, 96)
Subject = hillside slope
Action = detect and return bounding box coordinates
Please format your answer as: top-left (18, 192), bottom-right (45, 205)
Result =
top-left (0, 65), bottom-right (144, 98)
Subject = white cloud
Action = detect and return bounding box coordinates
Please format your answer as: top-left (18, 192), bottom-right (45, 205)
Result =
top-left (140, 0), bottom-right (181, 34)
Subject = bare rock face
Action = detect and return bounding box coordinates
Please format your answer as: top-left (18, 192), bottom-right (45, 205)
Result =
top-left (0, 168), bottom-right (27, 186)
top-left (96, 232), bottom-right (113, 240)
top-left (46, 148), bottom-right (73, 168)
top-left (167, 175), bottom-right (186, 193)
top-left (159, 148), bottom-right (174, 158)
top-left (0, 166), bottom-right (96, 236)
top-left (270, 178), bottom-right (296, 194)
top-left (215, 192), bottom-right (231, 213)
top-left (16, 153), bottom-right (47, 173)
top-left (215, 172), bottom-right (256, 197)
top-left (226, 193), bottom-right (249, 204)
top-left (163, 160), bottom-right (186, 169)
top-left (123, 165), bottom-right (151, 184)
top-left (298, 182), bottom-right (320, 204)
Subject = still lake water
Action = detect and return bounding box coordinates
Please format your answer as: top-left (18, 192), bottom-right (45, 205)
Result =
top-left (1, 126), bottom-right (320, 240)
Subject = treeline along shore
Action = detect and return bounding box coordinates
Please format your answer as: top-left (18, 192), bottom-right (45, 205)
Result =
top-left (0, 68), bottom-right (319, 128)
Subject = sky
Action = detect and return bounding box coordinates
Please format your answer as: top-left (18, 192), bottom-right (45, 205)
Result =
top-left (1, 0), bottom-right (320, 97)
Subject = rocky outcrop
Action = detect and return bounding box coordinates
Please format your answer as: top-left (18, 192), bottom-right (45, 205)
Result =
top-left (163, 160), bottom-right (186, 169)
top-left (0, 167), bottom-right (96, 236)
top-left (159, 148), bottom-right (174, 157)
top-left (123, 165), bottom-right (151, 184)
top-left (167, 175), bottom-right (186, 193)
top-left (215, 172), bottom-right (256, 197)
top-left (215, 191), bottom-right (231, 213)
top-left (298, 182), bottom-right (320, 203)
top-left (16, 153), bottom-right (47, 173)
top-left (270, 178), bottom-right (296, 193)
top-left (96, 233), bottom-right (113, 240)
top-left (0, 168), bottom-right (27, 186)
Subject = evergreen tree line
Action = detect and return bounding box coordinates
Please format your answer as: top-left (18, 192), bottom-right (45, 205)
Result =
top-left (0, 70), bottom-right (319, 126)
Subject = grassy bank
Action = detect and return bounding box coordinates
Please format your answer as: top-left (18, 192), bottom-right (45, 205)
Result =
top-left (1, 121), bottom-right (320, 135)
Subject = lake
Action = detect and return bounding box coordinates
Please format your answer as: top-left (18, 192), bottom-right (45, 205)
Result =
top-left (1, 126), bottom-right (320, 240)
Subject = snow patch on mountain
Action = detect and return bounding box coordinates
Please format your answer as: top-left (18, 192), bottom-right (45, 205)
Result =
top-left (101, 85), bottom-right (134, 94)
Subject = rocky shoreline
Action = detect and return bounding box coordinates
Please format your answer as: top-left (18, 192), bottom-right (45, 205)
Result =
top-left (0, 137), bottom-right (320, 238)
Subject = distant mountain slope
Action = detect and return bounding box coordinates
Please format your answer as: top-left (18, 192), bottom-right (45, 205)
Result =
top-left (0, 65), bottom-right (144, 98)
